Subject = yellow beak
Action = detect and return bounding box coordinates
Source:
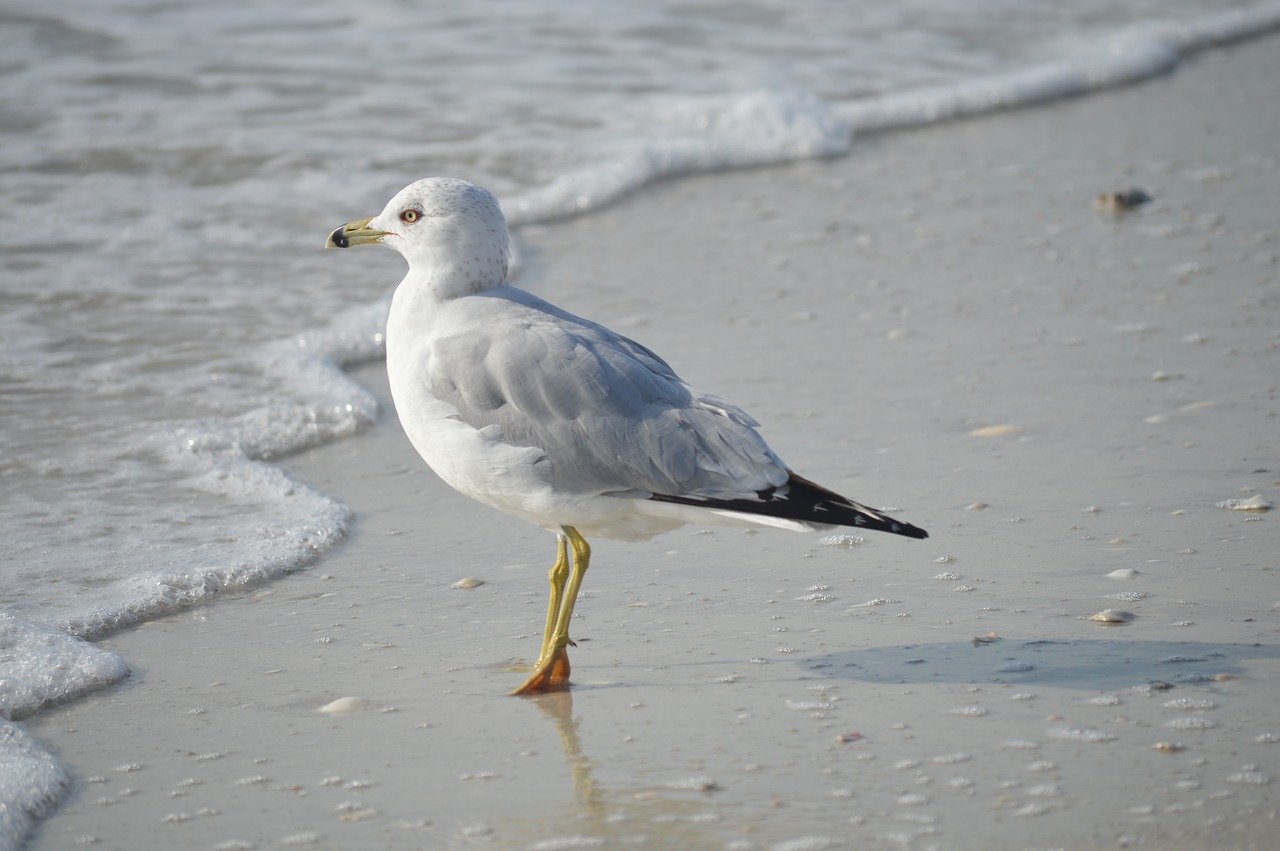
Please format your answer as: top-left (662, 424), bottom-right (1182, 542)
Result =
top-left (325, 216), bottom-right (389, 248)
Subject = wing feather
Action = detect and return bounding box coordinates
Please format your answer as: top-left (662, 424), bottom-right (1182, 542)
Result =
top-left (425, 289), bottom-right (788, 500)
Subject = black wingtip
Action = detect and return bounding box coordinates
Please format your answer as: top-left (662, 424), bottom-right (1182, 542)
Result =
top-left (649, 471), bottom-right (929, 540)
top-left (786, 471), bottom-right (928, 540)
top-left (845, 504), bottom-right (929, 540)
top-left (892, 520), bottom-right (930, 540)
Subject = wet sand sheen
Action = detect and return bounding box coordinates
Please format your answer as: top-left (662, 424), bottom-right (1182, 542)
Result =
top-left (27, 38), bottom-right (1280, 851)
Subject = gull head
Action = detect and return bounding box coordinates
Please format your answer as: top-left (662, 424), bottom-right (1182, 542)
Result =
top-left (326, 177), bottom-right (511, 296)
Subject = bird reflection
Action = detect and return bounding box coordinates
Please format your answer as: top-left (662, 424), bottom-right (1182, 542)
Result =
top-left (528, 690), bottom-right (600, 809)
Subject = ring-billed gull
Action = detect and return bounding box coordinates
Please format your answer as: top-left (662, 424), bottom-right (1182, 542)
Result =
top-left (326, 177), bottom-right (927, 694)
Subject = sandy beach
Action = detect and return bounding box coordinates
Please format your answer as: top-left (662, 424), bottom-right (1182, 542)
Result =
top-left (26, 36), bottom-right (1279, 851)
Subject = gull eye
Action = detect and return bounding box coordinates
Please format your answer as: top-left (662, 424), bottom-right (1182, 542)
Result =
top-left (400, 209), bottom-right (422, 224)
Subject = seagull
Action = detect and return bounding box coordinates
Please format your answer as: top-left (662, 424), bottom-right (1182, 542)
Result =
top-left (326, 177), bottom-right (927, 694)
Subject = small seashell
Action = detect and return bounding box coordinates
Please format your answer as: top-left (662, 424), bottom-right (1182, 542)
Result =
top-left (1106, 569), bottom-right (1141, 580)
top-left (317, 697), bottom-right (368, 715)
top-left (1216, 495), bottom-right (1272, 512)
top-left (1153, 741), bottom-right (1184, 753)
top-left (972, 632), bottom-right (1001, 645)
top-left (969, 424), bottom-right (1023, 437)
top-left (1095, 188), bottom-right (1152, 212)
top-left (1088, 609), bottom-right (1136, 624)
top-left (965, 501), bottom-right (988, 511)
top-left (451, 577), bottom-right (485, 589)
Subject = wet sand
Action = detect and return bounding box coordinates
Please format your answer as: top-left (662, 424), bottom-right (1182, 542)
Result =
top-left (27, 37), bottom-right (1280, 851)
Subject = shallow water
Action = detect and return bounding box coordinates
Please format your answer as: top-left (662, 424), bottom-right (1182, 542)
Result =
top-left (3, 0), bottom-right (1280, 845)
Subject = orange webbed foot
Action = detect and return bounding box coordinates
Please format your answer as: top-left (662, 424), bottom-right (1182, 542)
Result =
top-left (510, 645), bottom-right (572, 695)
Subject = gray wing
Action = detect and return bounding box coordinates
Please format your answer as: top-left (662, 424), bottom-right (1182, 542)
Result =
top-left (426, 289), bottom-right (789, 500)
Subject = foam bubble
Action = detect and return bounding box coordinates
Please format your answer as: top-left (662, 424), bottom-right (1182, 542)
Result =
top-left (0, 615), bottom-right (129, 720)
top-left (0, 721), bottom-right (72, 849)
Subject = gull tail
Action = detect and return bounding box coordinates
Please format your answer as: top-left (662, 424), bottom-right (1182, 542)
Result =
top-left (649, 471), bottom-right (928, 540)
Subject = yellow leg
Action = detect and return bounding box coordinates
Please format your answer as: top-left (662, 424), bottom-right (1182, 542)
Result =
top-left (536, 535), bottom-right (571, 663)
top-left (551, 528), bottom-right (590, 650)
top-left (511, 527), bottom-right (591, 695)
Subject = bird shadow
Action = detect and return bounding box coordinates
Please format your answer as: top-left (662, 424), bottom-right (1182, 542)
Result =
top-left (799, 637), bottom-right (1280, 691)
